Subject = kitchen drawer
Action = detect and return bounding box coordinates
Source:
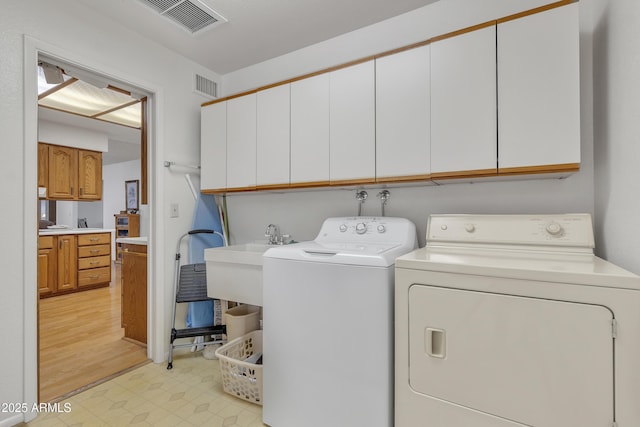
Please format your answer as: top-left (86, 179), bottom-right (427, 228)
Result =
top-left (78, 255), bottom-right (111, 270)
top-left (78, 244), bottom-right (110, 258)
top-left (39, 236), bottom-right (54, 249)
top-left (78, 266), bottom-right (111, 287)
top-left (123, 243), bottom-right (147, 254)
top-left (78, 233), bottom-right (110, 246)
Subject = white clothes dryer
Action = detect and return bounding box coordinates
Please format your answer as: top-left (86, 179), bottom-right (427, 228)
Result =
top-left (262, 217), bottom-right (417, 427)
top-left (395, 214), bottom-right (640, 427)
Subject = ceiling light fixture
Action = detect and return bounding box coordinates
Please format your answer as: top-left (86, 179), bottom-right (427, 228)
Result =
top-left (40, 62), bottom-right (64, 84)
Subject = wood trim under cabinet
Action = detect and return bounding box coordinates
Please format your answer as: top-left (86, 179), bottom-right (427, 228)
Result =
top-left (498, 163), bottom-right (580, 176)
top-left (431, 169), bottom-right (499, 180)
top-left (496, 0), bottom-right (577, 24)
top-left (375, 174), bottom-right (432, 184)
top-left (330, 178), bottom-right (377, 187)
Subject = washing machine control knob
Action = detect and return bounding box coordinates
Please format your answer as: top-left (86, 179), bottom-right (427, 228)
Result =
top-left (545, 222), bottom-right (563, 236)
top-left (465, 224), bottom-right (476, 233)
top-left (377, 225), bottom-right (386, 233)
top-left (355, 222), bottom-right (367, 234)
top-left (339, 224), bottom-right (348, 232)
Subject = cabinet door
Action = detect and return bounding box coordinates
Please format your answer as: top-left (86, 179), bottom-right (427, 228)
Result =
top-left (48, 145), bottom-right (78, 199)
top-left (257, 84), bottom-right (290, 187)
top-left (375, 45), bottom-right (430, 181)
top-left (329, 61), bottom-right (375, 184)
top-left (431, 26), bottom-right (497, 177)
top-left (497, 3), bottom-right (580, 171)
top-left (226, 93), bottom-right (257, 190)
top-left (38, 247), bottom-right (57, 297)
top-left (78, 150), bottom-right (102, 200)
top-left (290, 73), bottom-right (330, 185)
top-left (201, 102), bottom-right (227, 190)
top-left (38, 143), bottom-right (48, 188)
top-left (122, 249), bottom-right (147, 344)
top-left (57, 235), bottom-right (77, 291)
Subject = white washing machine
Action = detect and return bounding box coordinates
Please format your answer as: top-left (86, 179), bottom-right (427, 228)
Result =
top-left (395, 214), bottom-right (640, 427)
top-left (262, 217), bottom-right (417, 427)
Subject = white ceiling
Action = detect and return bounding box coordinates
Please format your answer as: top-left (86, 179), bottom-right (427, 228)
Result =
top-left (48, 0), bottom-right (438, 164)
top-left (75, 0), bottom-right (438, 74)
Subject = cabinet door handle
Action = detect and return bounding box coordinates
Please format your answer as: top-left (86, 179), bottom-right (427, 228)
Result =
top-left (89, 261), bottom-right (99, 265)
top-left (80, 187), bottom-right (84, 196)
top-left (89, 238), bottom-right (99, 242)
top-left (90, 249), bottom-right (100, 253)
top-left (70, 186), bottom-right (74, 195)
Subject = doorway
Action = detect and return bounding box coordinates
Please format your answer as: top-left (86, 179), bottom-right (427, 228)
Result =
top-left (34, 54), bottom-right (153, 402)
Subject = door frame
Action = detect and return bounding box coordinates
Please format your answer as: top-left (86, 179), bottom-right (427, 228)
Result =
top-left (23, 35), bottom-right (165, 419)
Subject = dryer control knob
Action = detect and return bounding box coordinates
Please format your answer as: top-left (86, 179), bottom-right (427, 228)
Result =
top-left (465, 224), bottom-right (476, 233)
top-left (377, 225), bottom-right (386, 233)
top-left (339, 224), bottom-right (348, 232)
top-left (356, 222), bottom-right (367, 234)
top-left (546, 222), bottom-right (563, 236)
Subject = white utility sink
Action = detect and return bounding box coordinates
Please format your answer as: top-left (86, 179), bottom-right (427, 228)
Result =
top-left (204, 243), bottom-right (272, 306)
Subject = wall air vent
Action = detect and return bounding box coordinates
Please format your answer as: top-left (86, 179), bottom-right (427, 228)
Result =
top-left (137, 0), bottom-right (227, 34)
top-left (194, 74), bottom-right (218, 99)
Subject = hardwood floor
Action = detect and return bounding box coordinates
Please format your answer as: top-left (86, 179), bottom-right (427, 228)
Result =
top-left (38, 262), bottom-right (149, 403)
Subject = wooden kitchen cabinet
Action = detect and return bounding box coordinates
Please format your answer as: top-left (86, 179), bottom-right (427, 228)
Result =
top-left (430, 24), bottom-right (497, 179)
top-left (375, 45), bottom-right (431, 182)
top-left (329, 60), bottom-right (375, 184)
top-left (56, 234), bottom-right (77, 292)
top-left (39, 232), bottom-right (112, 298)
top-left (290, 73), bottom-right (330, 186)
top-left (201, 102), bottom-right (227, 191)
top-left (121, 243), bottom-right (147, 345)
top-left (38, 144), bottom-right (49, 188)
top-left (226, 93), bottom-right (257, 190)
top-left (497, 2), bottom-right (580, 173)
top-left (257, 84), bottom-right (291, 187)
top-left (38, 236), bottom-right (57, 297)
top-left (48, 145), bottom-right (78, 200)
top-left (77, 233), bottom-right (111, 288)
top-left (78, 150), bottom-right (102, 200)
top-left (42, 143), bottom-right (103, 200)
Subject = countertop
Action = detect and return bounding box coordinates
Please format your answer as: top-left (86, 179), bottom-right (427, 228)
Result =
top-left (116, 236), bottom-right (148, 246)
top-left (39, 228), bottom-right (115, 236)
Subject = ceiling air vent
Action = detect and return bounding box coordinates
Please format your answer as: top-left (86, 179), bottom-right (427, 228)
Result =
top-left (137, 0), bottom-right (227, 34)
top-left (194, 74), bottom-right (218, 99)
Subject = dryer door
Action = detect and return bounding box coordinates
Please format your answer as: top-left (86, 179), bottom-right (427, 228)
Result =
top-left (409, 285), bottom-right (614, 427)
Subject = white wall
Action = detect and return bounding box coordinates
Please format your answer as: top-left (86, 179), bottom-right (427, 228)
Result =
top-left (593, 0), bottom-right (640, 274)
top-left (220, 0), bottom-right (598, 250)
top-left (0, 0), bottom-right (220, 424)
top-left (38, 120), bottom-right (108, 151)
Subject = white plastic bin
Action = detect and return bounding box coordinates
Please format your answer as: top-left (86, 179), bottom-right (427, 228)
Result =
top-left (224, 304), bottom-right (260, 341)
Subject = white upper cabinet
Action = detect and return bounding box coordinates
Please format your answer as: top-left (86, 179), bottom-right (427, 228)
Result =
top-left (497, 3), bottom-right (580, 171)
top-left (376, 45), bottom-right (431, 181)
top-left (226, 93), bottom-right (257, 189)
top-left (329, 61), bottom-right (375, 183)
top-left (290, 73), bottom-right (330, 185)
top-left (201, 102), bottom-right (227, 191)
top-left (431, 25), bottom-right (497, 176)
top-left (257, 84), bottom-right (291, 187)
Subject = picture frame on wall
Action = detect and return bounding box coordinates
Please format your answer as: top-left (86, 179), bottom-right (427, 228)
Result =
top-left (125, 180), bottom-right (139, 213)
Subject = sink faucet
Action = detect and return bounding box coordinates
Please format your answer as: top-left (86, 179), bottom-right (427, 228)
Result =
top-left (265, 224), bottom-right (281, 245)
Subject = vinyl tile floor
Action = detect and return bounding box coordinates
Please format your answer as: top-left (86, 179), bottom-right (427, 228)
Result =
top-left (22, 350), bottom-right (266, 427)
